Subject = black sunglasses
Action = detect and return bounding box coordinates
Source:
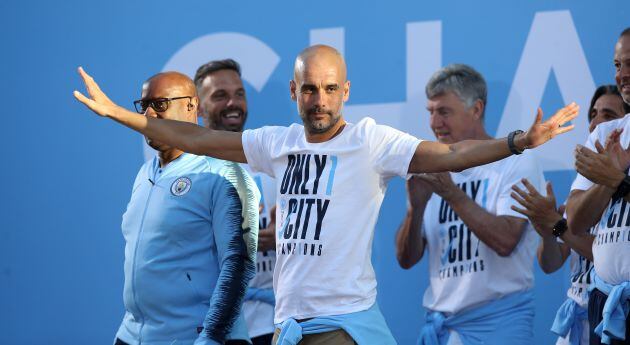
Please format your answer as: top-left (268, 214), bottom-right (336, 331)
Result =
top-left (133, 96), bottom-right (192, 114)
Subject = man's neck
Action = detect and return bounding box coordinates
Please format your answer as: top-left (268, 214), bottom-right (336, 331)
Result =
top-left (159, 149), bottom-right (185, 168)
top-left (468, 127), bottom-right (493, 141)
top-left (305, 118), bottom-right (347, 143)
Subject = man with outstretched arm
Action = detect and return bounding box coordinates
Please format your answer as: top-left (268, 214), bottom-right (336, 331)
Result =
top-left (109, 72), bottom-right (259, 345)
top-left (75, 45), bottom-right (577, 345)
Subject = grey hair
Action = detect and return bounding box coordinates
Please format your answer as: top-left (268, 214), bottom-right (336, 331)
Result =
top-left (425, 64), bottom-right (487, 117)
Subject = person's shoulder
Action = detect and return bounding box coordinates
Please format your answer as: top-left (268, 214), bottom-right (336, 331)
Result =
top-left (594, 114), bottom-right (630, 137)
top-left (195, 155), bottom-right (242, 174)
top-left (352, 116), bottom-right (380, 131)
top-left (245, 124), bottom-right (300, 144)
top-left (350, 116), bottom-right (399, 137)
top-left (252, 123), bottom-right (297, 134)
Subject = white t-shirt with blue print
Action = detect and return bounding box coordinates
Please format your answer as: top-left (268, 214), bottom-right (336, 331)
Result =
top-left (570, 114), bottom-right (630, 285)
top-left (421, 152), bottom-right (544, 315)
top-left (242, 117), bottom-right (421, 324)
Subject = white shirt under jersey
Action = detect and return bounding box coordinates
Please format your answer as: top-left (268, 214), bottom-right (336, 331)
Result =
top-left (421, 152), bottom-right (544, 314)
top-left (242, 117), bottom-right (421, 323)
top-left (241, 166), bottom-right (277, 338)
top-left (570, 114), bottom-right (630, 285)
top-left (558, 235), bottom-right (594, 308)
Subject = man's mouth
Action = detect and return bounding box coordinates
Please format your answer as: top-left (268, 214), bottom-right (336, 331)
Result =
top-left (309, 111), bottom-right (332, 119)
top-left (221, 110), bottom-right (243, 125)
top-left (435, 132), bottom-right (450, 138)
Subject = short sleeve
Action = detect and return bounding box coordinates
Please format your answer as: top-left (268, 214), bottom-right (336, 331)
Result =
top-left (241, 127), bottom-right (278, 177)
top-left (495, 152), bottom-right (546, 219)
top-left (365, 119), bottom-right (422, 179)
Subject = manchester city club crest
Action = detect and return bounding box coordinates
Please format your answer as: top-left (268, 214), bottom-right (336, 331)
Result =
top-left (170, 177), bottom-right (192, 196)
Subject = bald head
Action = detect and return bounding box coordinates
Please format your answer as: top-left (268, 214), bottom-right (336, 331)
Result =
top-left (144, 71), bottom-right (197, 97)
top-left (140, 71), bottom-right (199, 123)
top-left (290, 45), bottom-right (350, 137)
top-left (139, 71), bottom-right (200, 151)
top-left (294, 45), bottom-right (347, 82)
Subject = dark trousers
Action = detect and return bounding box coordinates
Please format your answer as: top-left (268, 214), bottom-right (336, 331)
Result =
top-left (588, 288), bottom-right (630, 345)
top-left (251, 333), bottom-right (274, 345)
top-left (115, 337), bottom-right (251, 345)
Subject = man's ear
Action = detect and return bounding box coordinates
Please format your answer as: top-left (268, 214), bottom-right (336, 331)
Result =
top-left (290, 80), bottom-right (297, 101)
top-left (343, 80), bottom-right (351, 102)
top-left (189, 96), bottom-right (199, 111)
top-left (472, 99), bottom-right (484, 120)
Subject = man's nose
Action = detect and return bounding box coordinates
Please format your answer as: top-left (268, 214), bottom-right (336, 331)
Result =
top-left (430, 113), bottom-right (442, 128)
top-left (311, 89), bottom-right (325, 107)
top-left (144, 105), bottom-right (160, 118)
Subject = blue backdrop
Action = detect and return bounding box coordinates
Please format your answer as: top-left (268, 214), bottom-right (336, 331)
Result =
top-left (2, 1), bottom-right (629, 344)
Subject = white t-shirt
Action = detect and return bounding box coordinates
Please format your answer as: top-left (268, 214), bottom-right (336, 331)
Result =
top-left (241, 167), bottom-right (277, 338)
top-left (242, 117), bottom-right (421, 323)
top-left (421, 152), bottom-right (544, 314)
top-left (564, 248), bottom-right (594, 308)
top-left (570, 115), bottom-right (630, 285)
top-left (557, 207), bottom-right (595, 308)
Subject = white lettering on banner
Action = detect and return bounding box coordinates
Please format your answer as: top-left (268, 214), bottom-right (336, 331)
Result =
top-left (149, 11), bottom-right (594, 171)
top-left (495, 11), bottom-right (594, 171)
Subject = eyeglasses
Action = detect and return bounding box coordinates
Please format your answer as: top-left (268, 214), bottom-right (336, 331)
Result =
top-left (133, 96), bottom-right (192, 114)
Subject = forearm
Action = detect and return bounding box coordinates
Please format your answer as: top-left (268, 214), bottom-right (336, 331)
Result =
top-left (447, 137), bottom-right (514, 172)
top-left (410, 137), bottom-right (516, 173)
top-left (447, 189), bottom-right (524, 256)
top-left (108, 107), bottom-right (246, 162)
top-left (566, 187), bottom-right (613, 234)
top-left (560, 231), bottom-right (594, 261)
top-left (537, 237), bottom-right (568, 273)
top-left (396, 204), bottom-right (426, 269)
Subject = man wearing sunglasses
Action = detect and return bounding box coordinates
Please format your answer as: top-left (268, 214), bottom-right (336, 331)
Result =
top-left (114, 71), bottom-right (260, 345)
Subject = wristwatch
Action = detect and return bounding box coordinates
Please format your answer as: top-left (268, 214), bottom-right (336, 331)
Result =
top-left (612, 175), bottom-right (630, 200)
top-left (508, 130), bottom-right (524, 155)
top-left (552, 218), bottom-right (568, 238)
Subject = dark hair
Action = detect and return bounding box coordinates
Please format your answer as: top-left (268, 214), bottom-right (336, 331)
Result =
top-left (588, 85), bottom-right (630, 122)
top-left (194, 59), bottom-right (241, 88)
top-left (621, 27), bottom-right (630, 38)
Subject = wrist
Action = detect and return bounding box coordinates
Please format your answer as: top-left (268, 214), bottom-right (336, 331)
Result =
top-left (542, 213), bottom-right (564, 234)
top-left (441, 187), bottom-right (462, 203)
top-left (107, 105), bottom-right (122, 119)
top-left (611, 173), bottom-right (630, 199)
top-left (552, 218), bottom-right (568, 238)
top-left (609, 170), bottom-right (627, 189)
top-left (541, 232), bottom-right (558, 243)
top-left (514, 131), bottom-right (531, 152)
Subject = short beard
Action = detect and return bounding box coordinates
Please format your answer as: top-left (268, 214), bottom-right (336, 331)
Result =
top-left (300, 107), bottom-right (341, 134)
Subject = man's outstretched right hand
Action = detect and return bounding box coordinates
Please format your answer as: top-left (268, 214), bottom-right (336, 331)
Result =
top-left (73, 67), bottom-right (120, 118)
